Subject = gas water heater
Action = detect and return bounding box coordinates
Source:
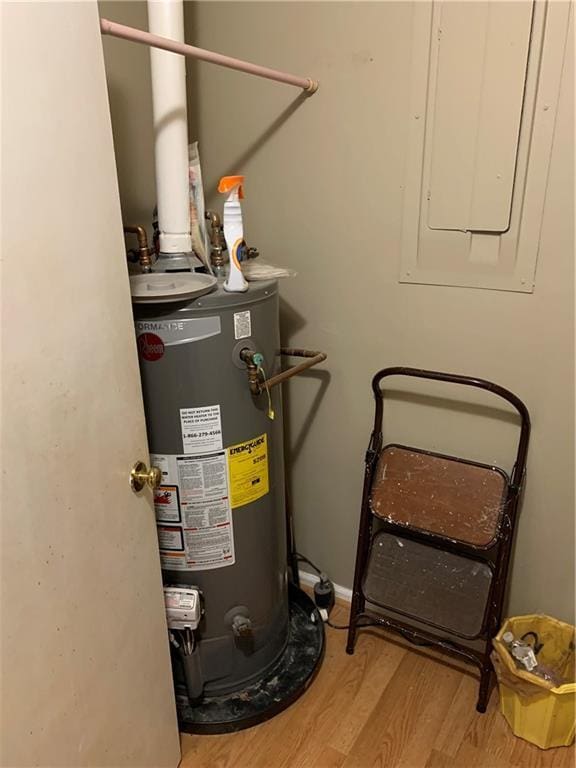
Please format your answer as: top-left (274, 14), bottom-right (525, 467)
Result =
top-left (135, 279), bottom-right (287, 685)
top-left (123, 0), bottom-right (325, 732)
top-left (132, 273), bottom-right (325, 733)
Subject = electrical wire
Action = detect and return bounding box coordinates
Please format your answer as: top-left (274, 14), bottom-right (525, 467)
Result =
top-left (326, 620), bottom-right (352, 630)
top-left (296, 552), bottom-right (432, 645)
top-left (295, 553), bottom-right (323, 576)
top-left (326, 618), bottom-right (377, 631)
top-left (325, 619), bottom-right (432, 647)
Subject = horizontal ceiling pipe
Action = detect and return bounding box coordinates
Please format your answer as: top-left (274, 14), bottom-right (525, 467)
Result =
top-left (100, 18), bottom-right (319, 95)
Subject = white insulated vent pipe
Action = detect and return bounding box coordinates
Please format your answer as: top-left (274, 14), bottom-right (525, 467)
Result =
top-left (147, 0), bottom-right (192, 255)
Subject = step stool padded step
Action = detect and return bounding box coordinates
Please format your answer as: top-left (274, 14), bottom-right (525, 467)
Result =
top-left (370, 446), bottom-right (507, 547)
top-left (363, 531), bottom-right (493, 638)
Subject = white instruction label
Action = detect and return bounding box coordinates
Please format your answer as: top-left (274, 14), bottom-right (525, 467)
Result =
top-left (151, 453), bottom-right (173, 482)
top-left (234, 310), bottom-right (251, 340)
top-left (157, 526), bottom-right (184, 551)
top-left (151, 451), bottom-right (235, 571)
top-left (165, 590), bottom-right (196, 611)
top-left (160, 551), bottom-right (188, 571)
top-left (180, 405), bottom-right (223, 455)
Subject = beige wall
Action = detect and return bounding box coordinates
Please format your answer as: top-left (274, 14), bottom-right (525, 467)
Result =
top-left (102, 1), bottom-right (575, 623)
top-left (100, 1), bottom-right (156, 231)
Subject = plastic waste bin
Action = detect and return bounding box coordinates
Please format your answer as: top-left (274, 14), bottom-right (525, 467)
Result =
top-left (492, 614), bottom-right (575, 749)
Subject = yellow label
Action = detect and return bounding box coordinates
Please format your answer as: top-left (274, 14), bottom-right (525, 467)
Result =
top-left (227, 433), bottom-right (269, 509)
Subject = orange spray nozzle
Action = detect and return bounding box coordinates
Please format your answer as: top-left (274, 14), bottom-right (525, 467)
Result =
top-left (218, 175), bottom-right (245, 199)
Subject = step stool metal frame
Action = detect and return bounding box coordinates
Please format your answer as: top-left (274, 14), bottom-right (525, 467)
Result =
top-left (346, 367), bottom-right (530, 712)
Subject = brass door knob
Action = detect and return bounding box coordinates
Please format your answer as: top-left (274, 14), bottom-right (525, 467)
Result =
top-left (130, 461), bottom-right (162, 493)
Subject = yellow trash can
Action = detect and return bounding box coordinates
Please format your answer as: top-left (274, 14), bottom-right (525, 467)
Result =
top-left (492, 614), bottom-right (575, 750)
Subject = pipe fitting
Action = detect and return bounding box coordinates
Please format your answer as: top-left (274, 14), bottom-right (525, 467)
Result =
top-left (305, 78), bottom-right (319, 95)
top-left (240, 348), bottom-right (263, 395)
top-left (240, 348), bottom-right (327, 396)
top-left (123, 225), bottom-right (153, 272)
top-left (205, 210), bottom-right (227, 269)
top-left (232, 614), bottom-right (253, 640)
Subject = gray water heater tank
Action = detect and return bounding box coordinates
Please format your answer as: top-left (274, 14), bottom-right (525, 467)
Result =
top-left (133, 279), bottom-right (289, 696)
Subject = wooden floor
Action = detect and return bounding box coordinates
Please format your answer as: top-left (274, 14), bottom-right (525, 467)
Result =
top-left (180, 601), bottom-right (574, 768)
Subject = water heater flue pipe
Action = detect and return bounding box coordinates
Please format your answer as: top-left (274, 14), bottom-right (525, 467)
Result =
top-left (147, 0), bottom-right (192, 256)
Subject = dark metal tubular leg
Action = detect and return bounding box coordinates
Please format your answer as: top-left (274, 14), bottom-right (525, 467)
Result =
top-left (476, 509), bottom-right (517, 712)
top-left (345, 612), bottom-right (358, 655)
top-left (477, 663), bottom-right (493, 713)
top-left (346, 453), bottom-right (377, 655)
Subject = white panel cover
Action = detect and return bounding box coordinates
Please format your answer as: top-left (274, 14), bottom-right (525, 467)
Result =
top-left (428, 2), bottom-right (533, 233)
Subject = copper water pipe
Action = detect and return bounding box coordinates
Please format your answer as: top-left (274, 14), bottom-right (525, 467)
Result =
top-left (241, 348), bottom-right (327, 396)
top-left (265, 349), bottom-right (327, 390)
top-left (123, 225), bottom-right (152, 272)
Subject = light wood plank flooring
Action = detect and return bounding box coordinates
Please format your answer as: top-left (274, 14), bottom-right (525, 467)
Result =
top-left (180, 601), bottom-right (575, 768)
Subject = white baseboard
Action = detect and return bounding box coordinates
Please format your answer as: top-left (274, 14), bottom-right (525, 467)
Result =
top-left (298, 569), bottom-right (353, 604)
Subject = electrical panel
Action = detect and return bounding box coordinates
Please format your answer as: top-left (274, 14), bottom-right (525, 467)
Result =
top-left (400, 1), bottom-right (571, 292)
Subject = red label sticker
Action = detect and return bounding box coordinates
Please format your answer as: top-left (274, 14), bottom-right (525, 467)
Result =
top-left (138, 332), bottom-right (164, 362)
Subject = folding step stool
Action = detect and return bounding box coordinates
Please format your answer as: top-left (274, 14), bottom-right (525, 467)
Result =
top-left (346, 367), bottom-right (530, 712)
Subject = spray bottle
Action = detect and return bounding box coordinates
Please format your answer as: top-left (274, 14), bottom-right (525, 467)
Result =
top-left (218, 175), bottom-right (248, 293)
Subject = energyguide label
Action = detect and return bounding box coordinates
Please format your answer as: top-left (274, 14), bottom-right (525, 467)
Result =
top-left (227, 434), bottom-right (269, 508)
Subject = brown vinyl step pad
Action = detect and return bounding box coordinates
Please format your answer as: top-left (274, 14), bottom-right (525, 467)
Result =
top-left (363, 531), bottom-right (493, 638)
top-left (369, 446), bottom-right (508, 547)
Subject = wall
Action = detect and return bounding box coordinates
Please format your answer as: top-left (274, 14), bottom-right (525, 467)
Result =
top-left (186, 1), bottom-right (575, 623)
top-left (102, 1), bottom-right (575, 622)
top-left (100, 1), bottom-right (156, 231)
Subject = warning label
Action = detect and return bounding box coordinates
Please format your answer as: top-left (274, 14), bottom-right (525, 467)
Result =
top-left (227, 433), bottom-right (269, 508)
top-left (153, 485), bottom-right (180, 523)
top-left (160, 551), bottom-right (188, 571)
top-left (180, 405), bottom-right (223, 455)
top-left (151, 451), bottom-right (235, 571)
top-left (157, 526), bottom-right (184, 551)
top-left (233, 310), bottom-right (252, 340)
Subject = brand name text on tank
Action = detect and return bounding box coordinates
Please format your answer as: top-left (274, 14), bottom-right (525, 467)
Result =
top-left (136, 321), bottom-right (186, 332)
